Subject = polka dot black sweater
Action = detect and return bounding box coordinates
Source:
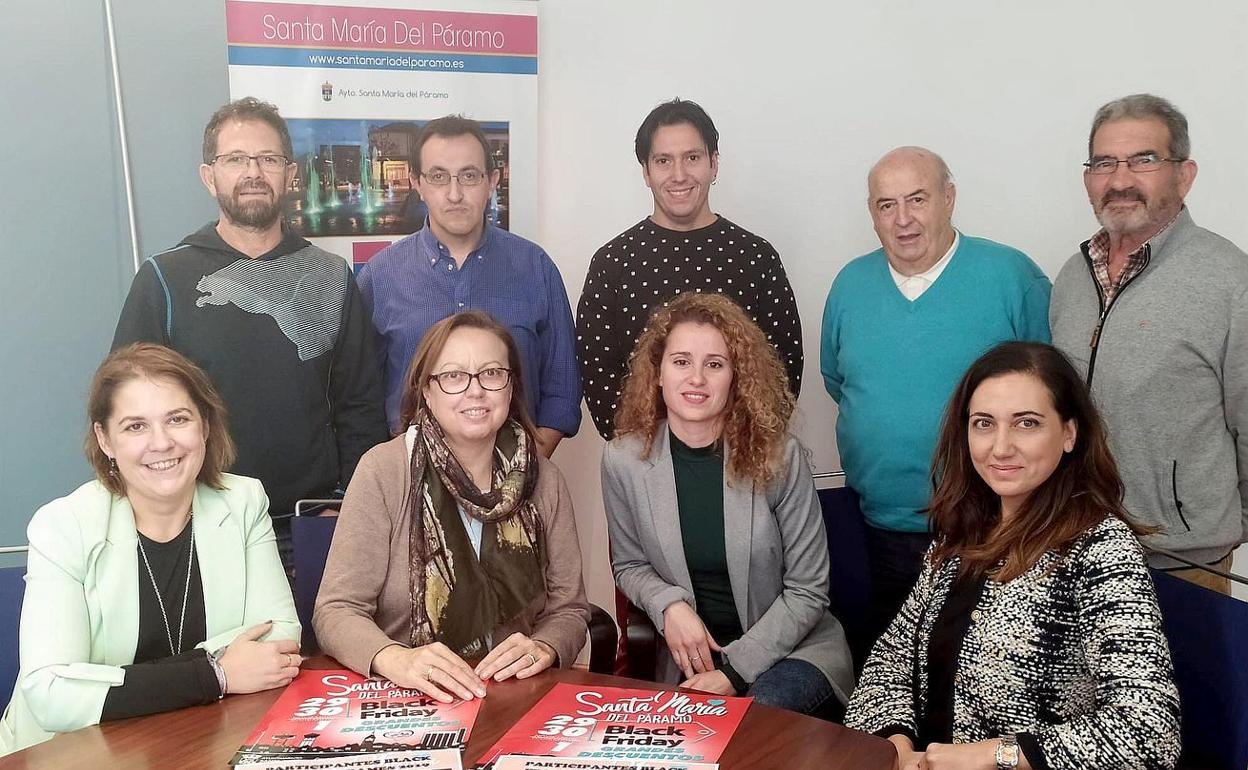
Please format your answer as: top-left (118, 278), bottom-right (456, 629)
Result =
top-left (576, 216), bottom-right (804, 439)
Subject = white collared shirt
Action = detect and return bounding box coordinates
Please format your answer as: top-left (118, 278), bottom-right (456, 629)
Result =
top-left (888, 231), bottom-right (960, 301)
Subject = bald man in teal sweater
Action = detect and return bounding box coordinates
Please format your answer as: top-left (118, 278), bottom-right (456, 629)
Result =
top-left (820, 147), bottom-right (1051, 644)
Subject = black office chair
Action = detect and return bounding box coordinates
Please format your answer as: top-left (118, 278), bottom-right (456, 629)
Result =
top-left (1150, 563), bottom-right (1248, 770)
top-left (0, 564), bottom-right (25, 708)
top-left (292, 505), bottom-right (618, 674)
top-left (816, 485), bottom-right (874, 672)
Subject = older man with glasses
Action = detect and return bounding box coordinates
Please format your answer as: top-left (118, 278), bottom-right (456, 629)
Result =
top-left (358, 115), bottom-right (580, 456)
top-left (1051, 93), bottom-right (1248, 594)
top-left (113, 97), bottom-right (388, 567)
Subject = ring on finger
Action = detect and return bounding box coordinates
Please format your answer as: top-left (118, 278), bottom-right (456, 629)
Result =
top-left (426, 665), bottom-right (435, 680)
top-left (524, 652), bottom-right (538, 667)
top-left (690, 653), bottom-right (702, 661)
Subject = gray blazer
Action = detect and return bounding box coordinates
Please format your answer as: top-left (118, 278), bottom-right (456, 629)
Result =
top-left (601, 424), bottom-right (854, 703)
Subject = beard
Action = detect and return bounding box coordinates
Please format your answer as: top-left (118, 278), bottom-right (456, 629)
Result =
top-left (217, 180), bottom-right (284, 230)
top-left (1093, 185), bottom-right (1180, 238)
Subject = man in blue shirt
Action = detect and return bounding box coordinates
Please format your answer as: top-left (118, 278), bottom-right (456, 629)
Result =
top-left (359, 115), bottom-right (581, 455)
top-left (820, 147), bottom-right (1051, 644)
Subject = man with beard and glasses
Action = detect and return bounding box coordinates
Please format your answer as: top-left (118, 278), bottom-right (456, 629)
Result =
top-left (112, 98), bottom-right (388, 566)
top-left (1051, 93), bottom-right (1248, 594)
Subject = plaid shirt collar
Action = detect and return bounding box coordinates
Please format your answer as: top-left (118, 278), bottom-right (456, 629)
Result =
top-left (1086, 209), bottom-right (1183, 307)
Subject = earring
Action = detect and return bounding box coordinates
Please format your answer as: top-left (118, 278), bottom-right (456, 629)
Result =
top-left (108, 457), bottom-right (119, 477)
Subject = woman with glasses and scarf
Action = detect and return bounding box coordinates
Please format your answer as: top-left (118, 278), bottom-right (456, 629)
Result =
top-left (314, 311), bottom-right (590, 702)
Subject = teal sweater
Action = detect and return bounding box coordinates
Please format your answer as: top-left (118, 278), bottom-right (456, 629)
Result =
top-left (820, 235), bottom-right (1052, 532)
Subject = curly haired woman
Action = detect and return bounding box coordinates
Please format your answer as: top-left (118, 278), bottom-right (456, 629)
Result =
top-left (602, 292), bottom-right (854, 718)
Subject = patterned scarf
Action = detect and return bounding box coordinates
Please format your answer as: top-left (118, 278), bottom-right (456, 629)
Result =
top-left (403, 408), bottom-right (544, 656)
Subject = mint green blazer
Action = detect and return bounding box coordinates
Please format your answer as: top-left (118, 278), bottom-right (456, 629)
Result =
top-left (0, 474), bottom-right (299, 756)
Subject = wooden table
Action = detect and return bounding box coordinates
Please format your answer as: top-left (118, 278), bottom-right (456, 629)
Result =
top-left (0, 660), bottom-right (895, 769)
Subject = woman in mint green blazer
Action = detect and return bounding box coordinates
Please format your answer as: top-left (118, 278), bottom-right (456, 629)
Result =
top-left (0, 344), bottom-right (301, 756)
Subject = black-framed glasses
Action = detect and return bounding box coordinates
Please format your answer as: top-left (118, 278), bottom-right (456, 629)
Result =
top-left (421, 169), bottom-right (487, 187)
top-left (211, 153), bottom-right (292, 171)
top-left (1083, 153), bottom-right (1185, 175)
top-left (427, 367), bottom-right (512, 394)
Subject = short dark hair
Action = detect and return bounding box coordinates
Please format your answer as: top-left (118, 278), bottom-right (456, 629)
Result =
top-left (202, 97), bottom-right (294, 164)
top-left (86, 343), bottom-right (236, 495)
top-left (412, 115), bottom-right (495, 177)
top-left (634, 98), bottom-right (719, 166)
top-left (928, 342), bottom-right (1151, 581)
top-left (397, 310), bottom-right (536, 440)
top-left (1089, 93), bottom-right (1191, 160)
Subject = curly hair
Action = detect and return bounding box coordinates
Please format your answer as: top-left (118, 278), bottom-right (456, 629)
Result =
top-left (613, 292), bottom-right (794, 486)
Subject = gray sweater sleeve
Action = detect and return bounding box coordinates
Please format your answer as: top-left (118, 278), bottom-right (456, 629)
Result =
top-left (720, 439), bottom-right (830, 682)
top-left (1228, 286), bottom-right (1248, 531)
top-left (601, 442), bottom-right (691, 631)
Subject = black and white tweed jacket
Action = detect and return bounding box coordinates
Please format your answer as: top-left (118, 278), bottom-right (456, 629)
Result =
top-left (844, 516), bottom-right (1180, 770)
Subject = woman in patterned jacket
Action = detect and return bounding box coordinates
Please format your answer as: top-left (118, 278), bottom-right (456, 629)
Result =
top-left (844, 342), bottom-right (1179, 770)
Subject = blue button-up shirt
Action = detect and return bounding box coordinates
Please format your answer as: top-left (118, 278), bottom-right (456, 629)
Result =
top-left (359, 224), bottom-right (582, 436)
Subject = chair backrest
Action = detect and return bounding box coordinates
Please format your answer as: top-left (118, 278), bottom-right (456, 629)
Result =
top-left (292, 515), bottom-right (339, 654)
top-left (0, 566), bottom-right (26, 709)
top-left (1151, 569), bottom-right (1248, 769)
top-left (816, 486), bottom-right (873, 670)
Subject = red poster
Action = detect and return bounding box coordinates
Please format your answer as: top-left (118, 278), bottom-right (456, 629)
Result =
top-left (231, 669), bottom-right (482, 765)
top-left (475, 684), bottom-right (750, 768)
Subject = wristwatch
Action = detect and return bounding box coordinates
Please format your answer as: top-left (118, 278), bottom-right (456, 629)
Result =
top-left (996, 734), bottom-right (1020, 769)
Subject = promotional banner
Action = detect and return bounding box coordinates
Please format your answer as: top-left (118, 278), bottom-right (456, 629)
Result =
top-left (475, 684), bottom-right (751, 768)
top-left (224, 0), bottom-right (538, 268)
top-left (230, 669), bottom-right (483, 765)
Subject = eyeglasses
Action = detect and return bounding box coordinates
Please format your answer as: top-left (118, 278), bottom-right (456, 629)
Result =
top-left (211, 153), bottom-right (292, 171)
top-left (1083, 153), bottom-right (1185, 175)
top-left (427, 367), bottom-right (512, 394)
top-left (420, 169), bottom-right (487, 187)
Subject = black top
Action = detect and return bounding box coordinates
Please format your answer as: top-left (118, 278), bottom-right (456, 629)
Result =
top-left (111, 223), bottom-right (388, 514)
top-left (919, 572), bottom-right (987, 747)
top-left (577, 216), bottom-right (804, 439)
top-left (100, 522), bottom-right (220, 721)
top-left (670, 431), bottom-right (747, 693)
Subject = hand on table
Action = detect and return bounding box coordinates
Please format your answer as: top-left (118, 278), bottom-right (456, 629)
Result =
top-left (922, 740), bottom-right (1021, 770)
top-left (476, 633), bottom-right (557, 681)
top-left (219, 621), bottom-right (303, 694)
top-left (888, 734), bottom-right (924, 770)
top-left (372, 642), bottom-right (487, 703)
top-left (679, 669), bottom-right (734, 695)
top-left (661, 601), bottom-right (720, 678)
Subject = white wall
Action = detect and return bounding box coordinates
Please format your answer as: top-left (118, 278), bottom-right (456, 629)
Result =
top-left (533, 0), bottom-right (1248, 615)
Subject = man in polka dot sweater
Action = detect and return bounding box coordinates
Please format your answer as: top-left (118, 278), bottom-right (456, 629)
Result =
top-left (576, 99), bottom-right (804, 440)
top-left (820, 146), bottom-right (1051, 647)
